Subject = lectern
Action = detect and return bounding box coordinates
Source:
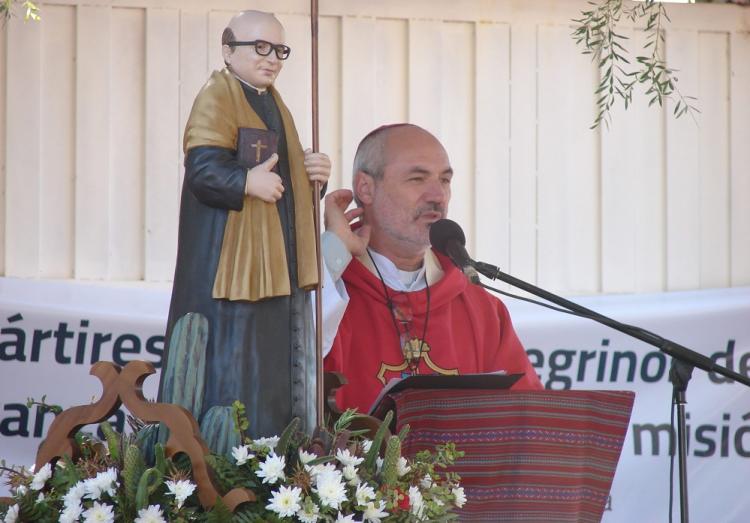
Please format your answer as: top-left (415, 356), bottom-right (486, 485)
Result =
top-left (375, 386), bottom-right (634, 522)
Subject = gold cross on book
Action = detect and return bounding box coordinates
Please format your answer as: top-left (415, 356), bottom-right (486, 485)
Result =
top-left (251, 139), bottom-right (267, 163)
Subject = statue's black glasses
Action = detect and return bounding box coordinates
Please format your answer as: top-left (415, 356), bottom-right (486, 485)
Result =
top-left (227, 40), bottom-right (291, 60)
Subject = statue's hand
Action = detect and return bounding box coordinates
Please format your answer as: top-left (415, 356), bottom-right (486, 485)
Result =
top-left (324, 189), bottom-right (370, 257)
top-left (245, 153), bottom-right (283, 203)
top-left (304, 149), bottom-right (331, 185)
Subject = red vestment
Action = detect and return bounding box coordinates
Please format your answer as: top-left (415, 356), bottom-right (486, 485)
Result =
top-left (324, 251), bottom-right (543, 413)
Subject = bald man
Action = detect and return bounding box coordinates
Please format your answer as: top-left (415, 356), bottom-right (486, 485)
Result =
top-left (160, 10), bottom-right (330, 441)
top-left (321, 124), bottom-right (542, 413)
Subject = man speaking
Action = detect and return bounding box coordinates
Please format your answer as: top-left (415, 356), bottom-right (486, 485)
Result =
top-left (321, 124), bottom-right (542, 412)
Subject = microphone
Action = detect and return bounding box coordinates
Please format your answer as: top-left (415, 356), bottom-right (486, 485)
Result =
top-left (429, 219), bottom-right (480, 284)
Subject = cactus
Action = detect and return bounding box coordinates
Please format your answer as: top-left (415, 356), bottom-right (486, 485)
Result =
top-left (275, 417), bottom-right (301, 456)
top-left (123, 443), bottom-right (146, 505)
top-left (160, 313), bottom-right (208, 419)
top-left (200, 406), bottom-right (241, 457)
top-left (135, 467), bottom-right (163, 511)
top-left (381, 435), bottom-right (402, 487)
top-left (100, 421), bottom-right (121, 463)
top-left (364, 410), bottom-right (393, 473)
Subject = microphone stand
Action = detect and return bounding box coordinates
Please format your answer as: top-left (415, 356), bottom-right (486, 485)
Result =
top-left (473, 260), bottom-right (750, 523)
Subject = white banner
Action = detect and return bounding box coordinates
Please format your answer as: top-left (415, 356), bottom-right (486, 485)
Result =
top-left (1, 277), bottom-right (749, 522)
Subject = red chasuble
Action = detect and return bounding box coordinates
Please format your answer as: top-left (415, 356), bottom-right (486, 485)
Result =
top-left (324, 251), bottom-right (543, 413)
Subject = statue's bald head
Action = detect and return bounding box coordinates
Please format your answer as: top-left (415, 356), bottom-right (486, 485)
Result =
top-left (221, 10), bottom-right (286, 89)
top-left (222, 10), bottom-right (284, 48)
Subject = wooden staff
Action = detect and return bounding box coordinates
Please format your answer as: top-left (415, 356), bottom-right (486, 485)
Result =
top-left (310, 0), bottom-right (324, 429)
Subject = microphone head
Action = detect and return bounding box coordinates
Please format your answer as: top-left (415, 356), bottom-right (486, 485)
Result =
top-left (429, 218), bottom-right (466, 255)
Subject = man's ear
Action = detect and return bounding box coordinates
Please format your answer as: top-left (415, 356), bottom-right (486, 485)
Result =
top-left (353, 171), bottom-right (375, 206)
top-left (221, 44), bottom-right (233, 65)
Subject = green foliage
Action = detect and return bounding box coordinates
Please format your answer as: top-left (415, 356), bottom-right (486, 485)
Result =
top-left (205, 454), bottom-right (257, 492)
top-left (232, 400), bottom-right (250, 441)
top-left (206, 498), bottom-right (234, 522)
top-left (1, 0), bottom-right (40, 22)
top-left (572, 0), bottom-right (698, 128)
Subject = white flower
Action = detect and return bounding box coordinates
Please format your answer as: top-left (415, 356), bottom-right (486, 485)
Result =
top-left (231, 445), bottom-right (254, 466)
top-left (361, 439), bottom-right (373, 453)
top-left (420, 474), bottom-right (434, 489)
top-left (64, 480), bottom-right (87, 508)
top-left (408, 486), bottom-right (425, 517)
top-left (257, 452), bottom-right (286, 485)
top-left (306, 462), bottom-right (336, 479)
top-left (30, 462), bottom-right (52, 490)
top-left (362, 500), bottom-right (389, 523)
top-left (375, 457), bottom-right (383, 473)
top-left (452, 486), bottom-right (467, 508)
top-left (15, 485), bottom-right (27, 496)
top-left (59, 503), bottom-right (83, 523)
top-left (314, 469), bottom-right (347, 509)
top-left (84, 468), bottom-right (118, 500)
top-left (342, 464), bottom-right (359, 484)
top-left (134, 504), bottom-right (167, 523)
top-left (297, 502), bottom-right (320, 523)
top-left (355, 482), bottom-right (376, 506)
top-left (60, 503), bottom-right (83, 523)
top-left (82, 501), bottom-right (115, 523)
top-left (299, 449), bottom-right (318, 464)
top-left (396, 456), bottom-right (411, 477)
top-left (252, 436), bottom-right (280, 451)
top-left (35, 492), bottom-right (45, 504)
top-left (336, 448), bottom-right (364, 468)
top-left (265, 485), bottom-right (303, 517)
top-left (165, 479), bottom-right (196, 509)
top-left (335, 512), bottom-right (359, 522)
top-left (2, 504), bottom-right (19, 523)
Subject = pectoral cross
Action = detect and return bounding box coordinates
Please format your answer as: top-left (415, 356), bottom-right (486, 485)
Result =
top-left (251, 139), bottom-right (267, 163)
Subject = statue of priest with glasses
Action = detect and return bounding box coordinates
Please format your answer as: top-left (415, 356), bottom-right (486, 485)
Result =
top-left (159, 10), bottom-right (330, 440)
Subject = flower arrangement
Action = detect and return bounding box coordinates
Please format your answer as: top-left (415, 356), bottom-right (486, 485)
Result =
top-left (0, 408), bottom-right (465, 522)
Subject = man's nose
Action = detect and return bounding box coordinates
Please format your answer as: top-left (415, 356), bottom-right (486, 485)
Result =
top-left (424, 178), bottom-right (448, 203)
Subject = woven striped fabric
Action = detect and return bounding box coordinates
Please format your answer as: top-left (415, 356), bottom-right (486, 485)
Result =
top-left (392, 390), bottom-right (634, 522)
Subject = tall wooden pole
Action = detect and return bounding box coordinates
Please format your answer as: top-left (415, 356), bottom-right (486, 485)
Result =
top-left (310, 0), bottom-right (324, 429)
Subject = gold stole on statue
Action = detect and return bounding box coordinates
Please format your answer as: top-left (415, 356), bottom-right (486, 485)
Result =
top-left (183, 69), bottom-right (318, 301)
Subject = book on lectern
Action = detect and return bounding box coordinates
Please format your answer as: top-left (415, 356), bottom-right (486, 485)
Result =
top-left (237, 127), bottom-right (279, 171)
top-left (368, 372), bottom-right (524, 418)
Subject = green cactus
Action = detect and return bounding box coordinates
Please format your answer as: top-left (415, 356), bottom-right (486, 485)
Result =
top-left (201, 406), bottom-right (241, 457)
top-left (123, 444), bottom-right (146, 508)
top-left (100, 421), bottom-right (121, 463)
top-left (364, 410), bottom-right (393, 472)
top-left (135, 467), bottom-right (163, 511)
top-left (275, 417), bottom-right (300, 456)
top-left (381, 435), bottom-right (402, 487)
top-left (160, 313), bottom-right (208, 419)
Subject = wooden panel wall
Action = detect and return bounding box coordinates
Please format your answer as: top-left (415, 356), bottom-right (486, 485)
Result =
top-left (2, 0), bottom-right (749, 295)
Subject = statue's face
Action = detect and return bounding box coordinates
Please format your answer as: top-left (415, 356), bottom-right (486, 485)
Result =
top-left (222, 15), bottom-right (285, 89)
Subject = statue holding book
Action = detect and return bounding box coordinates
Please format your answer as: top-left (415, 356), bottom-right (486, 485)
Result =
top-left (159, 10), bottom-right (330, 441)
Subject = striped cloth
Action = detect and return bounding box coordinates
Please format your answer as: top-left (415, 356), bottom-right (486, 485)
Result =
top-left (392, 390), bottom-right (634, 522)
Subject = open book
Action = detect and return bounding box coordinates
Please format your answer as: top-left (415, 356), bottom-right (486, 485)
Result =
top-left (368, 371), bottom-right (524, 416)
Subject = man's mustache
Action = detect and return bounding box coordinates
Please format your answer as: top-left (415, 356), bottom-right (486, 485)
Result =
top-left (413, 203), bottom-right (445, 220)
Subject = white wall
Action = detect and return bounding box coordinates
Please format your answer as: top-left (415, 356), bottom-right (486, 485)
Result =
top-left (2, 0), bottom-right (749, 294)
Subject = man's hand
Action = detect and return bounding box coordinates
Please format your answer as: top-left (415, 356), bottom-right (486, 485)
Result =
top-left (304, 148), bottom-right (331, 185)
top-left (324, 189), bottom-right (371, 257)
top-left (245, 153), bottom-right (283, 203)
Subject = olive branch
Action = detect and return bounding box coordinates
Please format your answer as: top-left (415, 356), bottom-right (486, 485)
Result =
top-left (572, 0), bottom-right (699, 129)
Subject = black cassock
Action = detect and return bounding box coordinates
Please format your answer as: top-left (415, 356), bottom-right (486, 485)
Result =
top-left (160, 82), bottom-right (315, 439)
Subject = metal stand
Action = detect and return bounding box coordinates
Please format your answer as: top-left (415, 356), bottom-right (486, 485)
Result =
top-left (669, 359), bottom-right (693, 523)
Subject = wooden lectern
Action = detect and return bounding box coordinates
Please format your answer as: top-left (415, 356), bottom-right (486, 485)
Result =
top-left (374, 386), bottom-right (634, 522)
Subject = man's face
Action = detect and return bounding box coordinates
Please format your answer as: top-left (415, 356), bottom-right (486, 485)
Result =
top-left (367, 129), bottom-right (453, 251)
top-left (223, 15), bottom-right (285, 89)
